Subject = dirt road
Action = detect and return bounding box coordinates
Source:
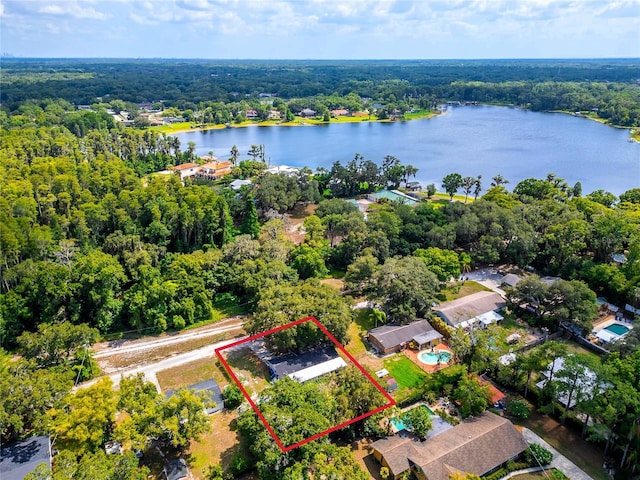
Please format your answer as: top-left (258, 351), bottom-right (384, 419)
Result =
top-left (82, 317), bottom-right (247, 391)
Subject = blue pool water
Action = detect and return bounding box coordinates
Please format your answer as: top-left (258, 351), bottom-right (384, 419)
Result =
top-left (391, 405), bottom-right (436, 431)
top-left (605, 324), bottom-right (630, 336)
top-left (418, 350), bottom-right (452, 365)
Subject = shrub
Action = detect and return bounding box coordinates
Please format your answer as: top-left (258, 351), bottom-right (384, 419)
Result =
top-left (507, 400), bottom-right (530, 420)
top-left (229, 452), bottom-right (254, 476)
top-left (525, 443), bottom-right (553, 466)
top-left (436, 409), bottom-right (460, 426)
top-left (429, 316), bottom-right (453, 339)
top-left (222, 384), bottom-right (244, 409)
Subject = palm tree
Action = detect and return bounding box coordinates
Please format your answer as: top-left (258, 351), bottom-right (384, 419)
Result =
top-left (230, 145), bottom-right (239, 165)
top-left (473, 175), bottom-right (482, 200)
top-left (491, 174), bottom-right (509, 187)
top-left (461, 176), bottom-right (476, 203)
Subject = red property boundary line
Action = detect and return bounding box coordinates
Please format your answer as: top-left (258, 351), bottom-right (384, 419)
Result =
top-left (215, 316), bottom-right (395, 452)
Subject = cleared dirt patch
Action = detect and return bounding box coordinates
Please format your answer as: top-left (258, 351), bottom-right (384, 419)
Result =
top-left (283, 203), bottom-right (318, 244)
top-left (98, 327), bottom-right (246, 372)
top-left (351, 439), bottom-right (383, 480)
top-left (320, 278), bottom-right (344, 290)
top-left (220, 346), bottom-right (271, 397)
top-left (156, 357), bottom-right (229, 392)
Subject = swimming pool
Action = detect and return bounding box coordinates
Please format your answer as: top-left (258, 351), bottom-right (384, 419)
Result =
top-left (418, 349), bottom-right (452, 365)
top-left (605, 323), bottom-right (630, 336)
top-left (391, 405), bottom-right (435, 431)
top-left (373, 189), bottom-right (418, 204)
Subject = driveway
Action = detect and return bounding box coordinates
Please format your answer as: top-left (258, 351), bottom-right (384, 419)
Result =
top-left (465, 267), bottom-right (506, 296)
top-left (521, 427), bottom-right (595, 480)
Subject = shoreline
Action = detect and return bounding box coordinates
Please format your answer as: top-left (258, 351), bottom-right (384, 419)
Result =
top-left (149, 111), bottom-right (439, 135)
top-left (149, 107), bottom-right (638, 140)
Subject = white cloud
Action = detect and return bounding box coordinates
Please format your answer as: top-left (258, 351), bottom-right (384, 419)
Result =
top-left (1, 0), bottom-right (638, 58)
top-left (35, 1), bottom-right (110, 19)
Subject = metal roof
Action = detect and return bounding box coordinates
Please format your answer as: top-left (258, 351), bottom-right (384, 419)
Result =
top-left (0, 436), bottom-right (51, 480)
top-left (166, 379), bottom-right (224, 414)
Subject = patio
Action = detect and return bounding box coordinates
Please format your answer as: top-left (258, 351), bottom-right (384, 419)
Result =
top-left (403, 344), bottom-right (454, 374)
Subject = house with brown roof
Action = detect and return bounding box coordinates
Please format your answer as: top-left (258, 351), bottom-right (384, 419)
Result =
top-left (371, 412), bottom-right (528, 480)
top-left (433, 291), bottom-right (506, 329)
top-left (170, 162), bottom-right (200, 180)
top-left (197, 160), bottom-right (232, 180)
top-left (368, 319), bottom-right (443, 355)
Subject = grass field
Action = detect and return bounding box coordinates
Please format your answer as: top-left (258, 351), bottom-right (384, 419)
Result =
top-left (345, 308), bottom-right (376, 358)
top-left (383, 355), bottom-right (428, 389)
top-left (156, 357), bottom-right (229, 392)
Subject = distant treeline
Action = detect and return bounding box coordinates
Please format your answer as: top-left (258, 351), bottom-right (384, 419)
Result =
top-left (1, 58), bottom-right (640, 126)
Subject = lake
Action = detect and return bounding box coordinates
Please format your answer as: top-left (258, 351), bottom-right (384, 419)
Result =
top-left (176, 106), bottom-right (639, 195)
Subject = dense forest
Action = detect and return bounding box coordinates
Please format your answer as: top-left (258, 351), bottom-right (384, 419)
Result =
top-left (1, 59), bottom-right (640, 479)
top-left (2, 59), bottom-right (640, 126)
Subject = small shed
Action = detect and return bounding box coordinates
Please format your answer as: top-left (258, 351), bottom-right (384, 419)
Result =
top-left (166, 379), bottom-right (224, 414)
top-left (164, 459), bottom-right (190, 480)
top-left (501, 274), bottom-right (522, 288)
top-left (386, 377), bottom-right (399, 393)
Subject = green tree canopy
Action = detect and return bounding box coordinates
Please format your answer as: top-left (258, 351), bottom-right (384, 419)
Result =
top-left (247, 281), bottom-right (352, 353)
top-left (370, 256), bottom-right (439, 324)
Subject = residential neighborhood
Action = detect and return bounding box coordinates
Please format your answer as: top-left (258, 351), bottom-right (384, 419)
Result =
top-left (2, 18), bottom-right (640, 480)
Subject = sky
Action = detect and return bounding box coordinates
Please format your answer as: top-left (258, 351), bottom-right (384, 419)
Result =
top-left (1, 0), bottom-right (639, 59)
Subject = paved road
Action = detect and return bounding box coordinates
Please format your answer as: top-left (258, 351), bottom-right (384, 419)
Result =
top-left (522, 427), bottom-right (595, 480)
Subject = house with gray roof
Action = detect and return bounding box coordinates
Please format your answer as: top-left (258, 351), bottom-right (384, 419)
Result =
top-left (368, 319), bottom-right (443, 355)
top-left (166, 379), bottom-right (224, 414)
top-left (251, 342), bottom-right (347, 382)
top-left (371, 412), bottom-right (528, 480)
top-left (501, 273), bottom-right (522, 288)
top-left (0, 436), bottom-right (51, 480)
top-left (433, 291), bottom-right (506, 329)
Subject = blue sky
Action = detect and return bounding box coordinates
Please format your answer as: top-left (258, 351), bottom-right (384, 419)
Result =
top-left (1, 0), bottom-right (639, 59)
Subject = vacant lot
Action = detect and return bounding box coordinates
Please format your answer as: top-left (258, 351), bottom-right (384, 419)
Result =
top-left (187, 410), bottom-right (248, 479)
top-left (156, 356), bottom-right (229, 392)
top-left (220, 346), bottom-right (271, 397)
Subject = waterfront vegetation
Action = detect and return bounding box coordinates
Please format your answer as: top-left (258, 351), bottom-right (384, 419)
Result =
top-left (1, 59), bottom-right (640, 479)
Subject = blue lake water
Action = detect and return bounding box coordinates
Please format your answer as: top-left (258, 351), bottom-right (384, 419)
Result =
top-left (176, 106), bottom-right (639, 195)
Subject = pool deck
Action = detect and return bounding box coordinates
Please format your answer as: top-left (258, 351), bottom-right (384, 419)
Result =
top-left (403, 344), bottom-right (454, 374)
top-left (592, 316), bottom-right (633, 333)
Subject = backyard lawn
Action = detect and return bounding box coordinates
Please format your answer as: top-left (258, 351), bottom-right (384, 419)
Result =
top-left (383, 355), bottom-right (428, 389)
